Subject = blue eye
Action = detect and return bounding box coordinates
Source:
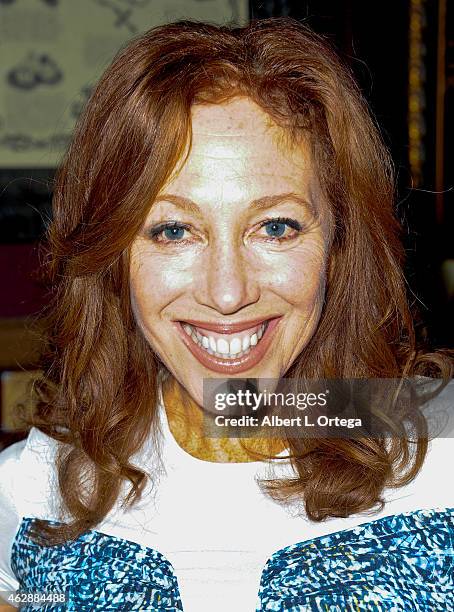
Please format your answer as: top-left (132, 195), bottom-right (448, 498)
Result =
top-left (261, 217), bottom-right (302, 240)
top-left (149, 222), bottom-right (190, 242)
top-left (264, 221), bottom-right (287, 237)
top-left (163, 226), bottom-right (185, 240)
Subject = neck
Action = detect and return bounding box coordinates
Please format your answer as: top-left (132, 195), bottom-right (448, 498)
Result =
top-left (161, 375), bottom-right (287, 463)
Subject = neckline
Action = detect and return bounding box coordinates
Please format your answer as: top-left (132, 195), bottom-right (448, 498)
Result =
top-left (157, 389), bottom-right (289, 468)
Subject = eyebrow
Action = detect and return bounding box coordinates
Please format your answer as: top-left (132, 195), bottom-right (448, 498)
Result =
top-left (154, 192), bottom-right (316, 215)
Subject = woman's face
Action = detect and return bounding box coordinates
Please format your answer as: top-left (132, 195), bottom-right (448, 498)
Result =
top-left (130, 97), bottom-right (332, 407)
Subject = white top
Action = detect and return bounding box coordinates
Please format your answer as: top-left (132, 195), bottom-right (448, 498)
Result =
top-left (0, 384), bottom-right (453, 611)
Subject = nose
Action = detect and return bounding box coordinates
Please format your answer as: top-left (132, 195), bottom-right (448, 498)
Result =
top-left (194, 238), bottom-right (260, 315)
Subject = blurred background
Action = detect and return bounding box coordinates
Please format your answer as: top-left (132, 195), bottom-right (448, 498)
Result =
top-left (0, 0), bottom-right (452, 448)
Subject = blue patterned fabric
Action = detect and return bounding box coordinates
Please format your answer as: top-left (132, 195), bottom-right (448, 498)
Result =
top-left (11, 519), bottom-right (183, 611)
top-left (258, 507), bottom-right (454, 611)
top-left (11, 508), bottom-right (454, 611)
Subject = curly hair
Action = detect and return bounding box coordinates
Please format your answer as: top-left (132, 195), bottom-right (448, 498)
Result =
top-left (28, 17), bottom-right (451, 545)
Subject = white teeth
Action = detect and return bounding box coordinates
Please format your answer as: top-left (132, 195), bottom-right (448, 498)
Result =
top-left (182, 322), bottom-right (268, 360)
top-left (217, 338), bottom-right (229, 354)
top-left (229, 337), bottom-right (242, 354)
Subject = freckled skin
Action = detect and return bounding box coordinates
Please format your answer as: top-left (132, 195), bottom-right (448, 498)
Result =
top-left (129, 98), bottom-right (332, 456)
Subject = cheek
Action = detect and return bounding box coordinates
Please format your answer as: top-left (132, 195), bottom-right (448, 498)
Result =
top-left (263, 240), bottom-right (328, 307)
top-left (129, 250), bottom-right (165, 327)
top-left (134, 244), bottom-right (200, 294)
top-left (129, 247), bottom-right (192, 320)
top-left (129, 273), bottom-right (154, 333)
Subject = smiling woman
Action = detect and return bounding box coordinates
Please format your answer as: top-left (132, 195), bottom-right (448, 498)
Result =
top-left (0, 17), bottom-right (453, 612)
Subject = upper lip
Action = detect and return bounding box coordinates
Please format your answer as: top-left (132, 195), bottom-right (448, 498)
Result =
top-left (178, 316), bottom-right (279, 334)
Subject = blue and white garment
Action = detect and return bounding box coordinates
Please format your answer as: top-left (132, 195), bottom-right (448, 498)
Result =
top-left (0, 393), bottom-right (453, 611)
top-left (8, 508), bottom-right (454, 611)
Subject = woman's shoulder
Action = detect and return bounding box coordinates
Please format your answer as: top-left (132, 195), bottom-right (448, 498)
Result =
top-left (0, 428), bottom-right (62, 594)
top-left (0, 426), bottom-right (60, 473)
top-left (0, 427), bottom-right (61, 521)
top-left (258, 507), bottom-right (454, 611)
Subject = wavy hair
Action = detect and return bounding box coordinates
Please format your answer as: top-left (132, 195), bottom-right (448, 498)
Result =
top-left (29, 18), bottom-right (451, 544)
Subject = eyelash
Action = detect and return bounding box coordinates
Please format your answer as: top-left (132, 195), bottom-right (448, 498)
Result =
top-left (148, 221), bottom-right (192, 242)
top-left (148, 217), bottom-right (304, 244)
top-left (258, 216), bottom-right (303, 242)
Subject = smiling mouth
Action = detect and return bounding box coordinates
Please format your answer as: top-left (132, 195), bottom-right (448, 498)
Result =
top-left (175, 317), bottom-right (281, 374)
top-left (182, 320), bottom-right (269, 359)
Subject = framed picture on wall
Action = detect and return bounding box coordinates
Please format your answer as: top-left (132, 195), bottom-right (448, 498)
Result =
top-left (0, 0), bottom-right (248, 168)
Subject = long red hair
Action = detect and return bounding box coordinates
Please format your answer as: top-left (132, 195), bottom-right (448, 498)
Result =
top-left (29, 18), bottom-right (451, 544)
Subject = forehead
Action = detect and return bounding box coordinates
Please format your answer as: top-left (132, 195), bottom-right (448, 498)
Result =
top-left (164, 97), bottom-right (316, 203)
top-left (191, 96), bottom-right (284, 140)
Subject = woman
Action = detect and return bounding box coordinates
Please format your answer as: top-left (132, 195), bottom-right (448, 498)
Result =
top-left (0, 18), bottom-right (452, 612)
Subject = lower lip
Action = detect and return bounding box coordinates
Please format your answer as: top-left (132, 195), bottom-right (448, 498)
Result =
top-left (175, 317), bottom-right (282, 374)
